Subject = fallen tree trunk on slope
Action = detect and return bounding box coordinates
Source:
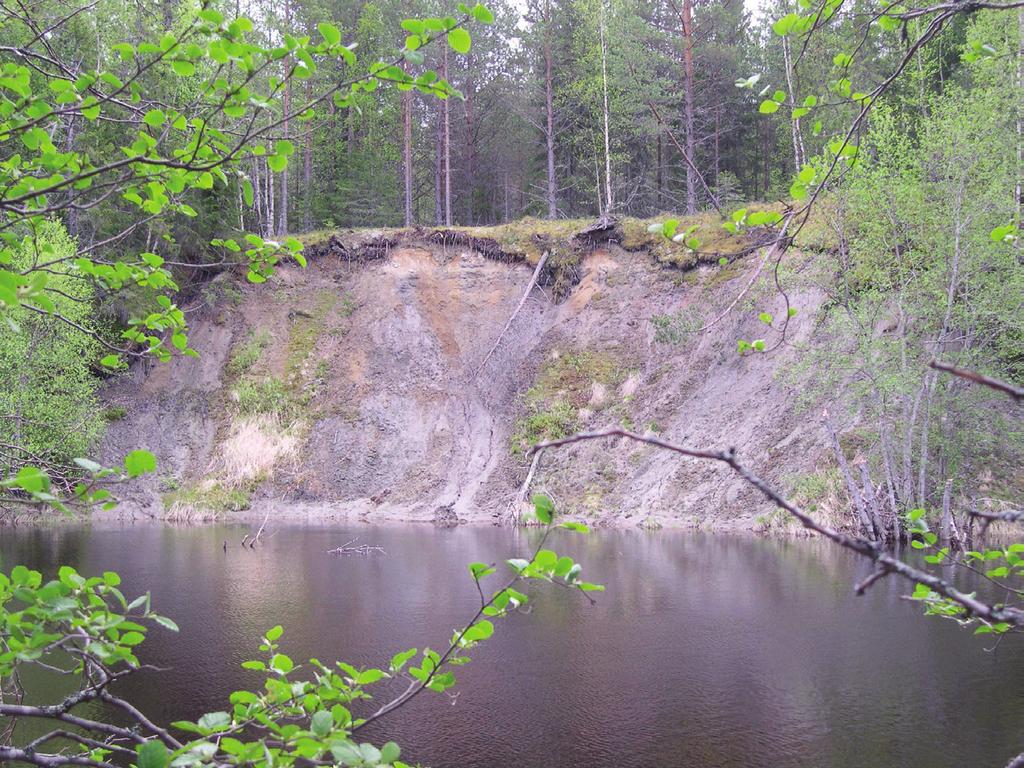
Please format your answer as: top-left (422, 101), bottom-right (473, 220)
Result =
top-left (473, 250), bottom-right (550, 380)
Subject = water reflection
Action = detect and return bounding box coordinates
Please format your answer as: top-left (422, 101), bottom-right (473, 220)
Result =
top-left (1, 524), bottom-right (1022, 767)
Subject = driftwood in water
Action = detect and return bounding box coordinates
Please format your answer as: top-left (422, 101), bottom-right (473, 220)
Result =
top-left (328, 537), bottom-right (384, 556)
top-left (474, 250), bottom-right (550, 379)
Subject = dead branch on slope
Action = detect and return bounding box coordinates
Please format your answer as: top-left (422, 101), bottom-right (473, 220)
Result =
top-left (530, 359), bottom-right (1024, 634)
top-left (473, 250), bottom-right (550, 380)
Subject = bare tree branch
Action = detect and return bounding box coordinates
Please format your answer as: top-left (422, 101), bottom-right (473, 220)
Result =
top-left (530, 428), bottom-right (1024, 626)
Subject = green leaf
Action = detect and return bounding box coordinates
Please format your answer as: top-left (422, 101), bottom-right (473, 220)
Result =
top-left (153, 615), bottom-right (179, 632)
top-left (380, 742), bottom-right (401, 763)
top-left (124, 449), bottom-right (157, 478)
top-left (560, 521), bottom-right (589, 533)
top-left (759, 99), bottom-right (780, 114)
top-left (318, 22), bottom-right (341, 46)
top-left (472, 4), bottom-right (495, 23)
top-left (171, 60), bottom-right (195, 76)
top-left (758, 312), bottom-right (773, 325)
top-left (468, 562), bottom-right (495, 580)
top-left (198, 711), bottom-right (231, 732)
top-left (532, 493), bottom-right (554, 523)
top-left (311, 709), bottom-right (333, 737)
top-left (143, 109), bottom-right (166, 128)
top-left (506, 558), bottom-right (530, 573)
top-left (243, 179), bottom-right (254, 207)
top-left (137, 740), bottom-right (169, 768)
top-left (448, 27), bottom-right (471, 54)
top-left (390, 648), bottom-right (417, 672)
top-left (331, 742), bottom-right (363, 765)
top-left (270, 653), bottom-right (294, 674)
top-left (772, 13), bottom-right (798, 36)
top-left (74, 457), bottom-right (103, 473)
top-left (990, 224), bottom-right (1018, 243)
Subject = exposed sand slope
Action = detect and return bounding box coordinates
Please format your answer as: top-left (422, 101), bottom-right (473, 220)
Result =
top-left (99, 229), bottom-right (828, 528)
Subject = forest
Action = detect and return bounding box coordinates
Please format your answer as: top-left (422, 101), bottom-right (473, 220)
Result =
top-left (0, 0), bottom-right (1023, 766)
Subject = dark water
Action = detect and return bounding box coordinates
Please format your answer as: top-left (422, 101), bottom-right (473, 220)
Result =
top-left (1, 523), bottom-right (1022, 767)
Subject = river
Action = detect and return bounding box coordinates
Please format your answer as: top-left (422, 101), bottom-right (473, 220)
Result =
top-left (1, 523), bottom-right (1021, 767)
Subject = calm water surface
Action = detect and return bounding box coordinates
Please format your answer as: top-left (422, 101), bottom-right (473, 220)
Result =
top-left (1, 523), bottom-right (1021, 768)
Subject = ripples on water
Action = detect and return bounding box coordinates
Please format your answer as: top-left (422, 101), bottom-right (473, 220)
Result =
top-left (2, 524), bottom-right (1022, 767)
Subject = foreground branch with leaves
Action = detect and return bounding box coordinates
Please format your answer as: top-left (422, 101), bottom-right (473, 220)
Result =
top-left (0, 496), bottom-right (599, 768)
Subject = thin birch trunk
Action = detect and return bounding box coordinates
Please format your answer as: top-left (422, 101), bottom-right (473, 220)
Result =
top-left (277, 0), bottom-right (291, 236)
top-left (824, 410), bottom-right (875, 539)
top-left (782, 35), bottom-right (805, 171)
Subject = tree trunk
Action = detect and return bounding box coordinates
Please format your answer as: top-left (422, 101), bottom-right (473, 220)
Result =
top-left (303, 76), bottom-right (313, 232)
top-left (544, 0), bottom-right (557, 219)
top-left (656, 133), bottom-right (663, 209)
top-left (939, 478), bottom-right (954, 544)
top-left (599, 0), bottom-right (613, 214)
top-left (713, 105), bottom-right (720, 188)
top-left (266, 158), bottom-right (275, 237)
top-left (858, 460), bottom-right (885, 541)
top-left (277, 0), bottom-right (291, 236)
top-left (403, 64), bottom-right (414, 227)
top-left (1017, 8), bottom-right (1023, 216)
top-left (902, 383), bottom-right (924, 507)
top-left (435, 100), bottom-right (444, 225)
top-left (465, 51), bottom-right (476, 225)
top-left (443, 45), bottom-right (452, 226)
top-left (917, 370), bottom-right (938, 508)
top-left (782, 35), bottom-right (805, 172)
top-left (824, 410), bottom-right (875, 539)
top-left (681, 0), bottom-right (697, 214)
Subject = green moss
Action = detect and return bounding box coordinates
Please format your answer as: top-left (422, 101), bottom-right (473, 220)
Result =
top-left (337, 292), bottom-right (357, 318)
top-left (200, 278), bottom-right (244, 310)
top-left (227, 330), bottom-right (271, 376)
top-left (788, 467), bottom-right (842, 513)
top-left (638, 516), bottom-right (663, 530)
top-left (163, 482), bottom-right (253, 515)
top-left (511, 349), bottom-right (627, 455)
top-left (285, 290), bottom-right (337, 387)
top-left (650, 312), bottom-right (702, 344)
top-left (511, 401), bottom-right (577, 455)
top-left (101, 406), bottom-right (127, 422)
top-left (703, 258), bottom-right (747, 288)
top-left (235, 377), bottom-right (292, 417)
top-left (753, 508), bottom-right (791, 532)
top-left (620, 207), bottom-right (782, 268)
